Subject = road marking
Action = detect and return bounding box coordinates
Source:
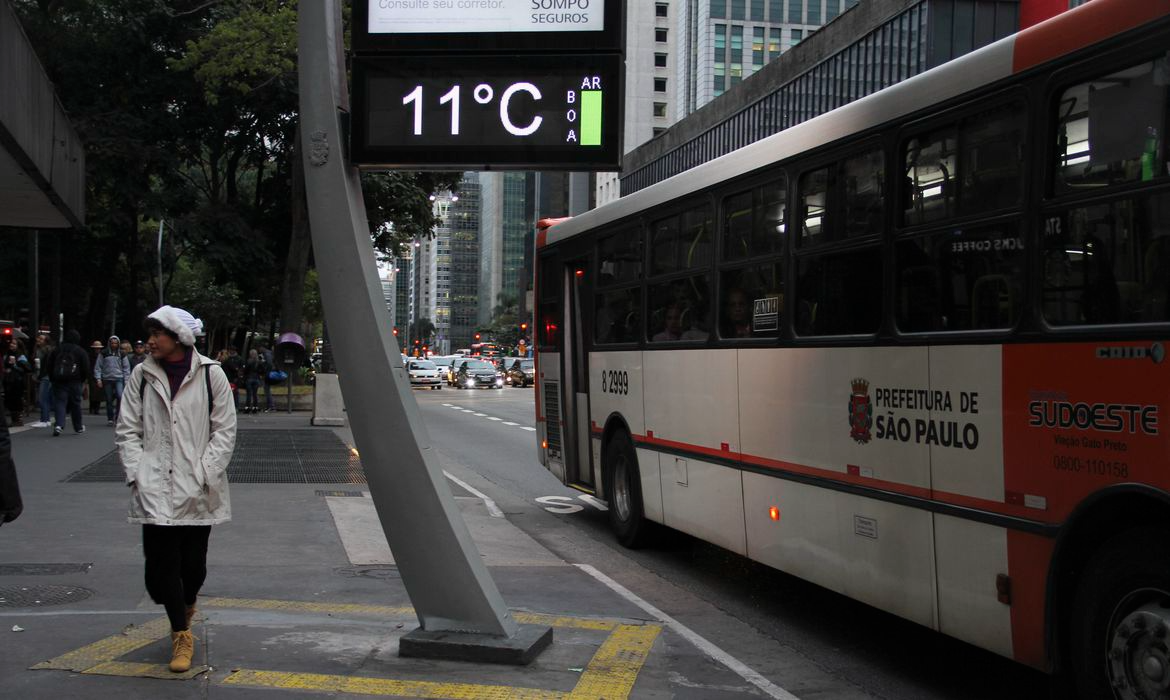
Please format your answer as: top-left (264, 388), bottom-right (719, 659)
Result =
top-left (536, 496), bottom-right (584, 514)
top-left (34, 595), bottom-right (662, 697)
top-left (521, 426), bottom-right (537, 431)
top-left (487, 417), bottom-right (502, 421)
top-left (473, 412), bottom-right (488, 417)
top-left (579, 494), bottom-right (608, 511)
top-left (444, 471), bottom-right (504, 518)
top-left (462, 409), bottom-right (475, 413)
top-left (503, 421), bottom-right (519, 426)
top-left (574, 564), bottom-right (800, 700)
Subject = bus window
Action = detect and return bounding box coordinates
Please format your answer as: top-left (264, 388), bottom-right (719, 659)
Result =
top-left (905, 130), bottom-right (957, 225)
top-left (896, 223), bottom-right (1025, 332)
top-left (842, 150), bottom-right (885, 237)
top-left (648, 276), bottom-right (710, 342)
top-left (795, 250), bottom-right (881, 335)
top-left (722, 178), bottom-right (786, 261)
top-left (594, 287), bottom-right (641, 344)
top-left (719, 263), bottom-right (783, 338)
top-left (651, 204), bottom-right (713, 275)
top-left (961, 103), bottom-right (1023, 213)
top-left (799, 168), bottom-right (828, 245)
top-left (598, 227), bottom-right (643, 285)
top-left (1055, 57), bottom-right (1169, 193)
top-left (539, 301), bottom-right (562, 349)
top-left (1043, 190), bottom-right (1170, 325)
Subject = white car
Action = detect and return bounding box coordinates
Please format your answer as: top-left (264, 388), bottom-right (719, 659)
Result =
top-left (406, 359), bottom-right (442, 389)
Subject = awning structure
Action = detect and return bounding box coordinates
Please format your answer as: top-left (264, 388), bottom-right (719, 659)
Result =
top-left (0, 0), bottom-right (85, 230)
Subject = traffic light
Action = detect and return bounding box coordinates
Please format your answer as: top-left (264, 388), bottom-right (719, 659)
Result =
top-left (474, 332), bottom-right (481, 341)
top-left (392, 327), bottom-right (398, 336)
top-left (520, 322), bottom-right (528, 333)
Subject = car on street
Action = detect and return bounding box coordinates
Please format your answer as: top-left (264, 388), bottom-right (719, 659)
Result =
top-left (507, 358), bottom-right (535, 387)
top-left (446, 357), bottom-right (469, 386)
top-left (406, 359), bottom-right (442, 390)
top-left (455, 359), bottom-right (504, 389)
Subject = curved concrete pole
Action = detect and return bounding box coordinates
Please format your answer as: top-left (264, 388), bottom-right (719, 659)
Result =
top-left (297, 0), bottom-right (516, 638)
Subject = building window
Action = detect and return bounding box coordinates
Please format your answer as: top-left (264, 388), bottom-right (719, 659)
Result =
top-left (731, 0), bottom-right (746, 20)
top-left (731, 24), bottom-right (743, 54)
top-left (751, 0), bottom-right (765, 20)
top-left (654, 77), bottom-right (668, 92)
top-left (753, 27), bottom-right (765, 67)
top-left (769, 0), bottom-right (783, 21)
top-left (653, 102), bottom-right (668, 118)
top-left (808, 0), bottom-right (821, 25)
top-left (768, 27), bottom-right (782, 59)
top-left (711, 0), bottom-right (726, 17)
top-left (791, 28), bottom-right (803, 48)
top-left (715, 61), bottom-right (726, 94)
top-left (827, 0), bottom-right (839, 21)
top-left (655, 27), bottom-right (668, 42)
top-left (789, 0), bottom-right (802, 23)
top-left (656, 3), bottom-right (668, 17)
top-left (655, 52), bottom-right (668, 68)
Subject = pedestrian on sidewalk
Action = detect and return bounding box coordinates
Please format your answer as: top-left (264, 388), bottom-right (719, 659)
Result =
top-left (95, 335), bottom-right (130, 426)
top-left (259, 344), bottom-right (275, 412)
top-left (48, 330), bottom-right (91, 436)
top-left (222, 347), bottom-right (243, 410)
top-left (30, 332), bottom-right (55, 428)
top-left (116, 305), bottom-right (236, 673)
top-left (0, 396), bottom-right (21, 527)
top-left (242, 348), bottom-right (266, 414)
top-left (87, 340), bottom-right (104, 416)
top-left (2, 338), bottom-right (31, 426)
top-left (127, 339), bottom-right (148, 372)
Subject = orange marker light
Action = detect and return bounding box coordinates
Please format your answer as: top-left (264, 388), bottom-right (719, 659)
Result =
top-left (542, 440), bottom-right (549, 449)
top-left (575, 269), bottom-right (584, 277)
top-left (768, 506), bottom-right (780, 521)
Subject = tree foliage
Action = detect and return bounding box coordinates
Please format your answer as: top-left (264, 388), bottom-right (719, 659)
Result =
top-left (11, 0), bottom-right (458, 343)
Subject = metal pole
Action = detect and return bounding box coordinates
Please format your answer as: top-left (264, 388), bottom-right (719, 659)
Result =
top-left (31, 231), bottom-right (39, 335)
top-left (157, 219), bottom-right (165, 307)
top-left (298, 0), bottom-right (548, 659)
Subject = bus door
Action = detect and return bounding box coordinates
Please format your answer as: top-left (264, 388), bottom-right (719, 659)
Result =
top-left (561, 258), bottom-right (596, 490)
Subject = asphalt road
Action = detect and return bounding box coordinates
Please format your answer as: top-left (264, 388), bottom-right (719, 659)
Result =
top-left (412, 385), bottom-right (1054, 700)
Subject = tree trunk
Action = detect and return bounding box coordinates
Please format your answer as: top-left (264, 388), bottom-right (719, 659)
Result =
top-left (279, 126), bottom-right (312, 336)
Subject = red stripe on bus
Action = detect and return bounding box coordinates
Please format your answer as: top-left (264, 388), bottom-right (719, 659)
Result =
top-left (629, 432), bottom-right (1053, 524)
top-left (1012, 0), bottom-right (1170, 74)
top-left (1006, 531), bottom-right (1053, 669)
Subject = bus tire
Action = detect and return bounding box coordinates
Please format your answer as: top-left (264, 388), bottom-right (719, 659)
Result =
top-left (1070, 527), bottom-right (1170, 700)
top-left (605, 431), bottom-right (650, 548)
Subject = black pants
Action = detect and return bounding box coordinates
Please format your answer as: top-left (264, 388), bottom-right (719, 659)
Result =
top-left (142, 524), bottom-right (211, 632)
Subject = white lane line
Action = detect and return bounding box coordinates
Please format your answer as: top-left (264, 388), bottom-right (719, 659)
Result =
top-left (487, 417), bottom-right (503, 421)
top-left (574, 564), bottom-right (799, 700)
top-left (441, 403), bottom-right (453, 407)
top-left (443, 471), bottom-right (504, 518)
top-left (474, 413), bottom-right (488, 417)
top-left (462, 409), bottom-right (475, 413)
top-left (503, 421), bottom-right (519, 426)
top-left (521, 427), bottom-right (537, 432)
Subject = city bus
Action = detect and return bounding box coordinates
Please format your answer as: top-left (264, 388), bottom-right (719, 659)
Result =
top-left (533, 1), bottom-right (1170, 696)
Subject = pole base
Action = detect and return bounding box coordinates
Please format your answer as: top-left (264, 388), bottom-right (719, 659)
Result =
top-left (399, 624), bottom-right (553, 665)
top-left (311, 373), bottom-right (346, 426)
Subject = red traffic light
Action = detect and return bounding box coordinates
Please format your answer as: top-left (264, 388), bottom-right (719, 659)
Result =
top-left (520, 322), bottom-right (528, 332)
top-left (393, 327), bottom-right (399, 336)
top-left (474, 333), bottom-right (481, 340)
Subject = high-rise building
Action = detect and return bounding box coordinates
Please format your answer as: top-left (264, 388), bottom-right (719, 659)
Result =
top-left (596, 1), bottom-right (678, 206)
top-left (446, 174), bottom-right (481, 352)
top-left (478, 171), bottom-right (534, 327)
top-left (678, 0), bottom-right (859, 116)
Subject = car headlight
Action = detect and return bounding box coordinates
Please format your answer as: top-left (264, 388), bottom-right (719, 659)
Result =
top-left (465, 379), bottom-right (474, 387)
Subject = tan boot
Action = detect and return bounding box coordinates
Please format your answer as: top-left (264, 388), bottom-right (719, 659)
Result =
top-left (169, 629), bottom-right (195, 672)
top-left (185, 604), bottom-right (197, 629)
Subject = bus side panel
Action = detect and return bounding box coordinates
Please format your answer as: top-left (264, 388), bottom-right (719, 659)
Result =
top-left (646, 349), bottom-right (746, 553)
top-left (934, 514), bottom-right (1013, 659)
top-left (743, 474), bottom-right (845, 595)
top-left (537, 352), bottom-right (564, 480)
top-left (588, 351), bottom-right (656, 517)
top-left (928, 346), bottom-right (1005, 503)
top-left (738, 347), bottom-right (932, 491)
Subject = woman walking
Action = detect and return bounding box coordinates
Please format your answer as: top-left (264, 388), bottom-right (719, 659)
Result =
top-left (242, 348), bottom-right (265, 414)
top-left (2, 338), bottom-right (31, 426)
top-left (116, 306), bottom-right (236, 673)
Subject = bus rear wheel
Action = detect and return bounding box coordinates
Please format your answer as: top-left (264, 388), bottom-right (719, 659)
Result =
top-left (1071, 527), bottom-right (1170, 700)
top-left (605, 431), bottom-right (650, 548)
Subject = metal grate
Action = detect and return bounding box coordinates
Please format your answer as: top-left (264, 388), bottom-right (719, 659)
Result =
top-left (0, 585), bottom-right (94, 608)
top-left (543, 380), bottom-right (563, 460)
top-left (64, 430), bottom-right (366, 484)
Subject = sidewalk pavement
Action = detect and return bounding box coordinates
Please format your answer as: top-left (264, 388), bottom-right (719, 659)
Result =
top-left (0, 412), bottom-right (756, 699)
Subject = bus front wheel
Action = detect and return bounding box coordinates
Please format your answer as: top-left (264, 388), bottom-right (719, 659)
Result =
top-left (1071, 527), bottom-right (1170, 700)
top-left (605, 432), bottom-right (650, 548)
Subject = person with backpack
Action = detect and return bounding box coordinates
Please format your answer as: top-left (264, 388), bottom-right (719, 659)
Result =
top-left (95, 335), bottom-right (131, 426)
top-left (47, 330), bottom-right (90, 436)
top-left (241, 348), bottom-right (268, 414)
top-left (116, 305), bottom-right (236, 673)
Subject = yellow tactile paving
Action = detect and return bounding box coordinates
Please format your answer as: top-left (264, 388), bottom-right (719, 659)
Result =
top-left (31, 597), bottom-right (663, 699)
top-left (566, 624), bottom-right (661, 700)
top-left (223, 669), bottom-right (565, 699)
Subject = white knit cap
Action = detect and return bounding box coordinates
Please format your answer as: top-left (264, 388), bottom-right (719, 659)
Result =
top-left (147, 305), bottom-right (204, 346)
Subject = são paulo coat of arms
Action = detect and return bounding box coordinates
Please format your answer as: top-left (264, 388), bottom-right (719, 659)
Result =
top-left (848, 378), bottom-right (872, 444)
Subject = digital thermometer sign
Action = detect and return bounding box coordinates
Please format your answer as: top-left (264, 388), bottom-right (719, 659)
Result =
top-left (351, 53), bottom-right (622, 170)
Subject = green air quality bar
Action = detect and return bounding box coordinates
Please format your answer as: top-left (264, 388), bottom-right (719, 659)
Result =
top-left (581, 90), bottom-right (602, 146)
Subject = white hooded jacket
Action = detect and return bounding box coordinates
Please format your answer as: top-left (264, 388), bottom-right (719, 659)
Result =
top-left (115, 351), bottom-right (236, 525)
